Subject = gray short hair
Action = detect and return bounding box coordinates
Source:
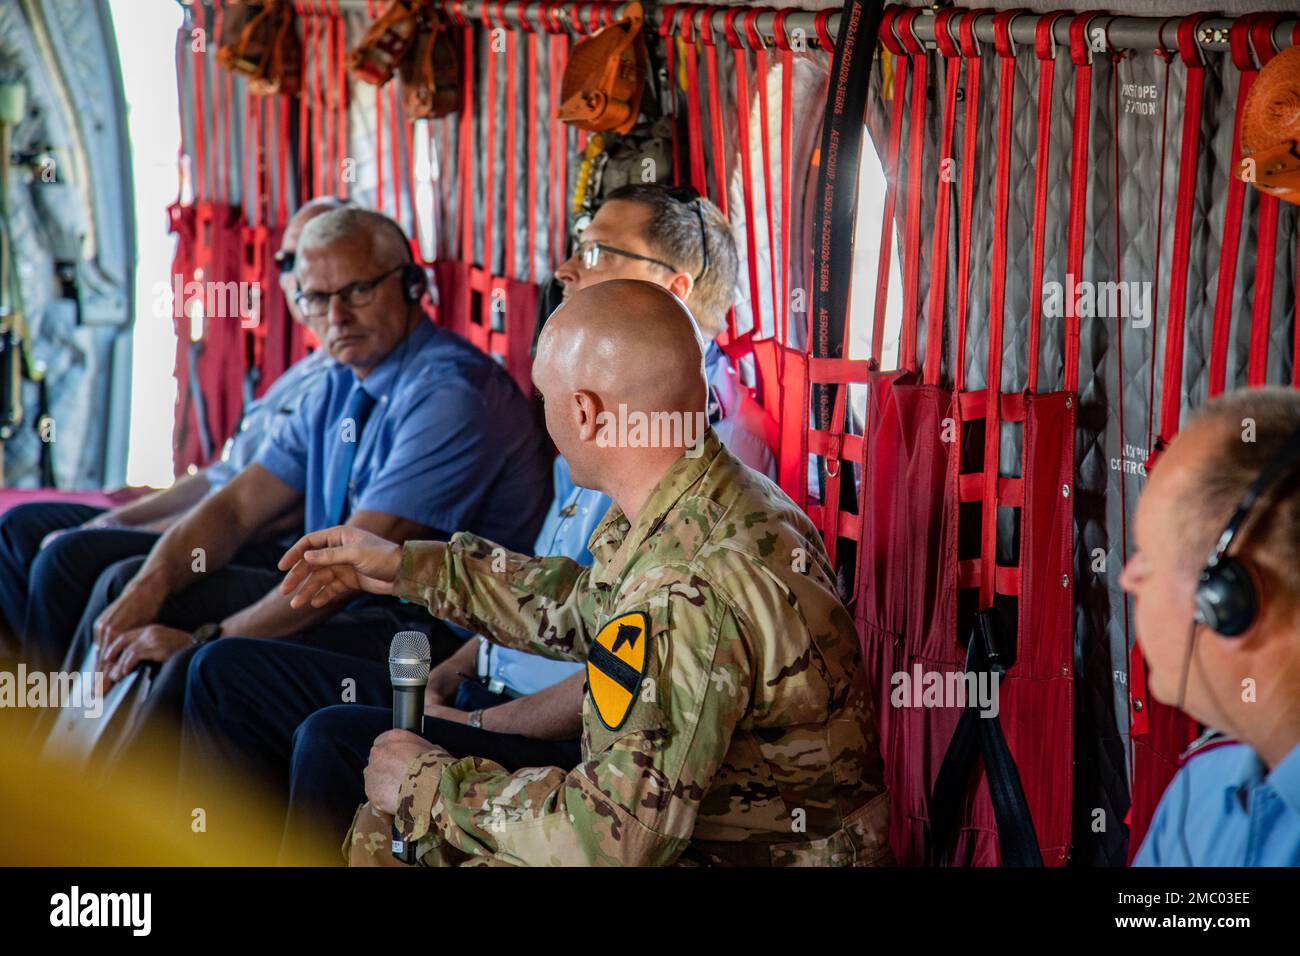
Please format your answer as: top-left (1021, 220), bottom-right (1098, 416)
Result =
top-left (604, 184), bottom-right (738, 338)
top-left (296, 207), bottom-right (411, 267)
top-left (1182, 387), bottom-right (1300, 595)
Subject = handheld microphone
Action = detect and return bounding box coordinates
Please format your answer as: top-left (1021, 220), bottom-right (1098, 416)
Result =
top-left (388, 629), bottom-right (431, 864)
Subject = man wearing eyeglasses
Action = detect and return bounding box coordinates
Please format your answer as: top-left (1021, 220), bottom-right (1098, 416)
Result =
top-left (42, 207), bottom-right (552, 778)
top-left (0, 197), bottom-right (345, 669)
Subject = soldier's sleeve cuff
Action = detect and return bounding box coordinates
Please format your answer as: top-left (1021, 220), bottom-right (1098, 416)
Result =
top-left (393, 541), bottom-right (449, 610)
top-left (394, 745), bottom-right (453, 843)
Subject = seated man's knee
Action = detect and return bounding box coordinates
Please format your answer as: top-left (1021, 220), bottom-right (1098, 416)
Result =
top-left (186, 638), bottom-right (266, 716)
top-left (96, 556), bottom-right (149, 601)
top-left (292, 705), bottom-right (359, 760)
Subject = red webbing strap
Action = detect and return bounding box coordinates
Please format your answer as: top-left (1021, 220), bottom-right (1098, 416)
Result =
top-left (680, 7), bottom-right (707, 196)
top-left (699, 13), bottom-right (729, 216)
top-left (211, 0), bottom-right (227, 203)
top-left (502, 1), bottom-right (519, 281)
top-left (521, 9), bottom-right (539, 284)
top-left (774, 8), bottom-right (796, 348)
top-left (1143, 37), bottom-right (1174, 455)
top-left (1294, 30), bottom-right (1300, 386)
top-left (1064, 13), bottom-right (1098, 395)
top-left (745, 10), bottom-right (781, 340)
top-left (333, 0), bottom-right (349, 197)
top-left (977, 10), bottom-right (1022, 612)
top-left (806, 358), bottom-right (872, 559)
top-left (323, 0), bottom-right (338, 199)
top-left (723, 8), bottom-right (765, 338)
top-left (952, 9), bottom-right (987, 391)
top-left (1209, 15), bottom-right (1270, 395)
top-left (923, 8), bottom-right (962, 386)
top-left (457, 2), bottom-right (475, 262)
top-left (896, 7), bottom-right (927, 372)
top-left (191, 7), bottom-right (210, 203)
top-left (546, 3), bottom-right (569, 269)
top-left (1247, 16), bottom-right (1284, 387)
top-left (1155, 15), bottom-right (1211, 448)
top-left (388, 64), bottom-right (404, 221)
top-left (482, 3), bottom-right (498, 274)
top-left (221, 8), bottom-right (234, 204)
top-left (872, 6), bottom-right (906, 365)
top-left (317, 1), bottom-right (332, 199)
top-left (1027, 12), bottom-right (1067, 394)
top-left (659, 4), bottom-right (681, 186)
top-left (366, 0), bottom-right (384, 211)
top-left (277, 94), bottom-right (291, 225)
top-left (298, 2), bottom-right (314, 199)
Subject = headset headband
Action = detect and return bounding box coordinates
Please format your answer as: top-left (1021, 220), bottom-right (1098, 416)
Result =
top-left (1206, 420), bottom-right (1300, 567)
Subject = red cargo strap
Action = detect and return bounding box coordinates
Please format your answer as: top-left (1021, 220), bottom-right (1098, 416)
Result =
top-left (1155, 15), bottom-right (1211, 449)
top-left (1246, 16), bottom-right (1284, 387)
top-left (896, 7), bottom-right (926, 372)
top-left (481, 4), bottom-right (497, 273)
top-left (659, 4), bottom-right (681, 185)
top-left (1027, 12), bottom-right (1068, 393)
top-left (699, 12), bottom-right (729, 216)
top-left (1063, 13), bottom-right (1100, 396)
top-left (774, 8), bottom-right (796, 347)
top-left (211, 0), bottom-right (226, 202)
top-left (334, 0), bottom-right (349, 197)
top-left (502, 1), bottom-right (519, 281)
top-left (923, 7), bottom-right (962, 386)
top-left (952, 9), bottom-right (988, 391)
top-left (543, 3), bottom-right (566, 268)
top-left (458, 3), bottom-right (475, 262)
top-left (872, 6), bottom-right (905, 365)
top-left (723, 8), bottom-right (765, 339)
top-left (976, 10), bottom-right (1022, 611)
top-left (522, 8), bottom-right (540, 283)
top-left (744, 10), bottom-right (780, 337)
top-left (680, 7), bottom-right (707, 196)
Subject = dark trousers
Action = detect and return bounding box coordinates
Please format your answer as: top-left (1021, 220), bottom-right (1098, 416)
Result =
top-left (181, 635), bottom-right (582, 865)
top-left (0, 500), bottom-right (284, 667)
top-left (59, 558), bottom-right (455, 792)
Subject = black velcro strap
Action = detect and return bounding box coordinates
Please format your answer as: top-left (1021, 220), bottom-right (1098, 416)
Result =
top-left (928, 609), bottom-right (1043, 867)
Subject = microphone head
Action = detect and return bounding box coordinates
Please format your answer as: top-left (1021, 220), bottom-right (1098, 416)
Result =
top-left (388, 630), bottom-right (431, 686)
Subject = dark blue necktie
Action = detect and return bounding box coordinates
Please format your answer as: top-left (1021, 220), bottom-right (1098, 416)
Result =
top-left (325, 384), bottom-right (377, 526)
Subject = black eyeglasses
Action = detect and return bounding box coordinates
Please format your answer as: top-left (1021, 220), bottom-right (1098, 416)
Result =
top-left (577, 239), bottom-right (680, 274)
top-left (294, 264), bottom-right (403, 318)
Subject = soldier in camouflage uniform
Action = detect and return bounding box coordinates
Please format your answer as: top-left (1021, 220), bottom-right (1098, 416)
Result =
top-left (280, 280), bottom-right (890, 866)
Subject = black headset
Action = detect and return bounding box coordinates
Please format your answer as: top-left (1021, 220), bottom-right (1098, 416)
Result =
top-left (1193, 422), bottom-right (1300, 637)
top-left (374, 212), bottom-right (429, 305)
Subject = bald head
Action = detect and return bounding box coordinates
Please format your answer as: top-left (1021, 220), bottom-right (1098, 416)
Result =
top-left (533, 280), bottom-right (710, 495)
top-left (538, 280), bottom-right (706, 411)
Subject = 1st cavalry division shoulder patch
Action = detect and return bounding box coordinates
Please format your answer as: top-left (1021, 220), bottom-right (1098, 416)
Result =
top-left (587, 611), bottom-right (650, 731)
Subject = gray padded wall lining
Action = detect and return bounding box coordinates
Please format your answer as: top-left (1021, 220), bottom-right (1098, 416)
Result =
top-left (863, 17), bottom-right (1299, 865)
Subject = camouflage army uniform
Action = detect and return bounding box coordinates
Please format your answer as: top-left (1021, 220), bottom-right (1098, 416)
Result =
top-left (347, 429), bottom-right (890, 866)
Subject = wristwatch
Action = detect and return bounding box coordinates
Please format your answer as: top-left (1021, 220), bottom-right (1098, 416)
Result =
top-left (467, 709), bottom-right (484, 729)
top-left (192, 622), bottom-right (224, 646)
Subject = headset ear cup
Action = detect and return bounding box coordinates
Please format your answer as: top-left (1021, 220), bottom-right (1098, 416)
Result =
top-left (1196, 558), bottom-right (1259, 638)
top-left (402, 263), bottom-right (428, 304)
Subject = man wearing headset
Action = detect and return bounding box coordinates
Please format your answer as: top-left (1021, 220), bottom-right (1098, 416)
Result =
top-left (1121, 386), bottom-right (1300, 866)
top-left (45, 208), bottom-right (551, 772)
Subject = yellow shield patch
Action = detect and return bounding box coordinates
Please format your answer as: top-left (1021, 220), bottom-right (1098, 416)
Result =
top-left (587, 611), bottom-right (650, 731)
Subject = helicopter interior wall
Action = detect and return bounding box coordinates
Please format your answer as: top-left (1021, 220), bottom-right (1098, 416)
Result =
top-left (860, 7), bottom-right (1300, 864)
top-left (0, 0), bottom-right (134, 489)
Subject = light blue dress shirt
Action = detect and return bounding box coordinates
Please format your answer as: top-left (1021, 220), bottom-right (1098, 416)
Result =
top-left (205, 348), bottom-right (333, 492)
top-left (480, 342), bottom-right (777, 697)
top-left (1134, 735), bottom-right (1300, 866)
top-left (256, 320), bottom-right (551, 553)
